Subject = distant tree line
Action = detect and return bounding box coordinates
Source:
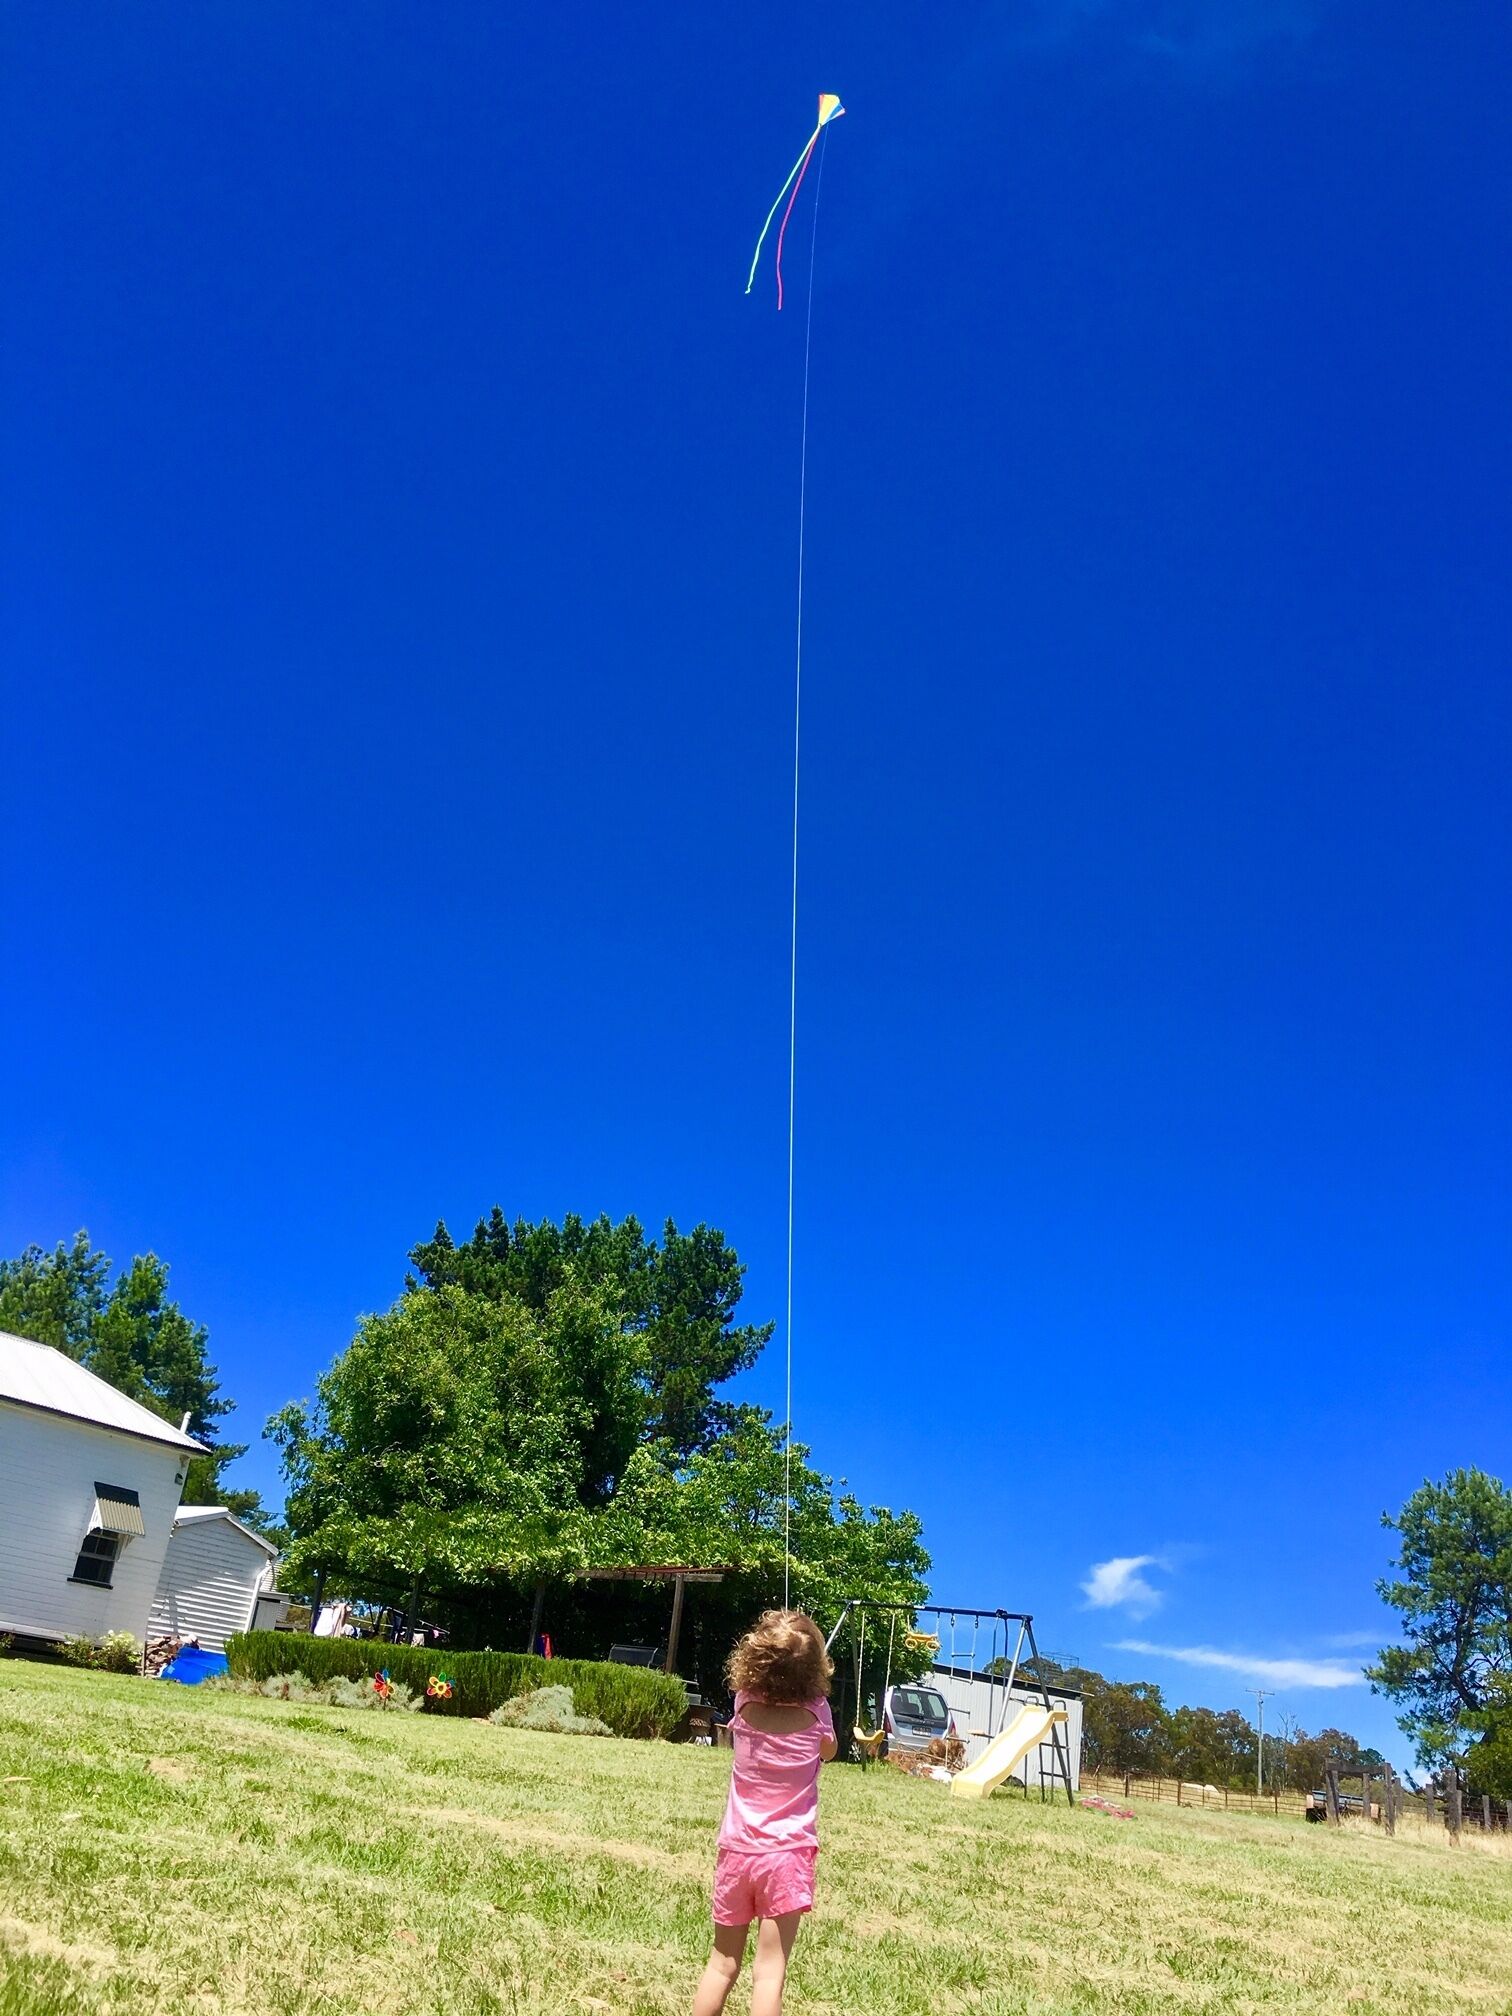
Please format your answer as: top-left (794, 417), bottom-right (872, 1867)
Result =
top-left (990, 1655), bottom-right (1382, 1790)
top-left (1026, 1464), bottom-right (1512, 1799)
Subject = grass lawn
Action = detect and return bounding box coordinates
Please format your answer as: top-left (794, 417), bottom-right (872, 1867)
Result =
top-left (1, 1662), bottom-right (1509, 2016)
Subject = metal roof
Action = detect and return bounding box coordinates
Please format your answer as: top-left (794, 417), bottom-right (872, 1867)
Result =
top-left (93, 1482), bottom-right (147, 1536)
top-left (0, 1330), bottom-right (207, 1454)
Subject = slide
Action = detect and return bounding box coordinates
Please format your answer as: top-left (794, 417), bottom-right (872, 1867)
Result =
top-left (949, 1701), bottom-right (1068, 1801)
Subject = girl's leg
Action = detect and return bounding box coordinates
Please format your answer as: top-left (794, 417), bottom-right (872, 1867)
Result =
top-left (749, 1913), bottom-right (802, 2016)
top-left (691, 1922), bottom-right (747, 2016)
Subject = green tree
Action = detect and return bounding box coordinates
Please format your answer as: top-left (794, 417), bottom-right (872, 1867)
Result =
top-left (0, 1232), bottom-right (109, 1351)
top-left (1462, 1681), bottom-right (1512, 1798)
top-left (1080, 1677), bottom-right (1171, 1775)
top-left (0, 1231), bottom-right (270, 1530)
top-left (268, 1282), bottom-right (636, 1596)
top-left (1370, 1468), bottom-right (1512, 1767)
top-left (1167, 1704), bottom-right (1232, 1785)
top-left (270, 1263), bottom-right (929, 1690)
top-left (408, 1210), bottom-right (771, 1457)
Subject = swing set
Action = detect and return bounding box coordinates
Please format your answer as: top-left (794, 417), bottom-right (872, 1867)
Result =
top-left (825, 1599), bottom-right (1075, 1803)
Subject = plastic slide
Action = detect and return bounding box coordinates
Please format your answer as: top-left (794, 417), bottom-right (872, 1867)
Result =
top-left (949, 1701), bottom-right (1067, 1800)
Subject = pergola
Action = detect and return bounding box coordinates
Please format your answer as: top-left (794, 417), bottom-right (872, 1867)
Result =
top-left (577, 1565), bottom-right (729, 1674)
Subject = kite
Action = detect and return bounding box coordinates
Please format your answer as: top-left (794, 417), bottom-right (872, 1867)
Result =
top-left (745, 92), bottom-right (844, 308)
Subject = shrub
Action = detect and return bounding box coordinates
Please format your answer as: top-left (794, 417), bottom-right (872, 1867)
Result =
top-left (488, 1685), bottom-right (611, 1737)
top-left (205, 1669), bottom-right (424, 1712)
top-left (258, 1671), bottom-right (318, 1701)
top-left (224, 1631), bottom-right (686, 1739)
top-left (325, 1674), bottom-right (424, 1713)
top-left (97, 1631), bottom-right (142, 1675)
top-left (0, 1633), bottom-right (13, 1656)
top-left (54, 1631), bottom-right (141, 1673)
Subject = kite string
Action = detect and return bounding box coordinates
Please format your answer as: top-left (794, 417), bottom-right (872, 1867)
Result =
top-left (784, 124), bottom-right (827, 1612)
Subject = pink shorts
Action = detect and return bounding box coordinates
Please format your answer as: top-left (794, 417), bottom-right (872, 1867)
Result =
top-left (712, 1845), bottom-right (818, 1927)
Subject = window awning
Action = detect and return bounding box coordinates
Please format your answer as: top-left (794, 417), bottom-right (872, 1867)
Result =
top-left (91, 1482), bottom-right (145, 1538)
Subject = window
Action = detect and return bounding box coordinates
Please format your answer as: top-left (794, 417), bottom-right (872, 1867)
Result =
top-left (893, 1688), bottom-right (949, 1723)
top-left (71, 1529), bottom-right (120, 1587)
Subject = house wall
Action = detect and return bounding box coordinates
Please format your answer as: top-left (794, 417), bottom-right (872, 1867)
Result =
top-left (149, 1520), bottom-right (276, 1651)
top-left (0, 1400), bottom-right (189, 1646)
top-left (932, 1666), bottom-right (1084, 1791)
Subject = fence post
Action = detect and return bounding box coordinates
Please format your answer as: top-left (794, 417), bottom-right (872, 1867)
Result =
top-left (1425, 1778), bottom-right (1435, 1823)
top-left (1482, 1795), bottom-right (1492, 1833)
top-left (1382, 1764), bottom-right (1395, 1836)
top-left (1325, 1766), bottom-right (1341, 1824)
top-left (1176, 1780), bottom-right (1183, 1807)
top-left (1444, 1769), bottom-right (1462, 1843)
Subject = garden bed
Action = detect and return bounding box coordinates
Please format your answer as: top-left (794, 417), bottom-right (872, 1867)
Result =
top-left (224, 1629), bottom-right (687, 1738)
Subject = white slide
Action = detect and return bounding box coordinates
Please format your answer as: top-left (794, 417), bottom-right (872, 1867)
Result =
top-left (950, 1701), bottom-right (1068, 1800)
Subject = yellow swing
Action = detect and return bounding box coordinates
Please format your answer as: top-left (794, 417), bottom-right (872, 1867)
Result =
top-left (851, 1609), bottom-right (896, 1761)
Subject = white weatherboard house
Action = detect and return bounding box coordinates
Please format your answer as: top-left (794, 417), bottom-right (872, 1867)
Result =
top-left (149, 1505), bottom-right (281, 1651)
top-left (0, 1329), bottom-right (206, 1648)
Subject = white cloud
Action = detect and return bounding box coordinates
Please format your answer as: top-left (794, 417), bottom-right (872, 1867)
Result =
top-left (1081, 1555), bottom-right (1166, 1617)
top-left (1114, 1640), bottom-right (1364, 1690)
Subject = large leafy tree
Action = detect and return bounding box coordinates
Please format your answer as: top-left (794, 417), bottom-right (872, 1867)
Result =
top-left (271, 1216), bottom-right (929, 1683)
top-left (408, 1210), bottom-right (771, 1456)
top-left (269, 1281), bottom-right (640, 1595)
top-left (1370, 1468), bottom-right (1512, 1770)
top-left (0, 1231), bottom-right (270, 1529)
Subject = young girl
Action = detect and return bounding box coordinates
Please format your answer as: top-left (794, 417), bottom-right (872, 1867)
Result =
top-left (692, 1610), bottom-right (837, 2016)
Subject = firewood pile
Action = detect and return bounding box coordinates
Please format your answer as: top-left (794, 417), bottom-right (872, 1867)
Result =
top-left (144, 1635), bottom-right (191, 1677)
top-left (889, 1735), bottom-right (966, 1778)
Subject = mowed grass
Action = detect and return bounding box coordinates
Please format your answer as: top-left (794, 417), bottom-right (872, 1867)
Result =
top-left (2, 1663), bottom-right (1509, 2016)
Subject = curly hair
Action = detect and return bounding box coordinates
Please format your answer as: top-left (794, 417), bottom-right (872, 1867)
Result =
top-left (725, 1609), bottom-right (833, 1705)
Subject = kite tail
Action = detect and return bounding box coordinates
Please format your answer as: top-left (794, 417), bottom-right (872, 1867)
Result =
top-left (773, 134), bottom-right (818, 311)
top-left (745, 121), bottom-right (823, 297)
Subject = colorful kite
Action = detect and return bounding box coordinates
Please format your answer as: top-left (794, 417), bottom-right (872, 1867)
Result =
top-left (745, 92), bottom-right (845, 309)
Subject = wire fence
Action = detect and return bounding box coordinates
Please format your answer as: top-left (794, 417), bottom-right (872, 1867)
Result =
top-left (1080, 1768), bottom-right (1310, 1818)
top-left (1079, 1768), bottom-right (1512, 1831)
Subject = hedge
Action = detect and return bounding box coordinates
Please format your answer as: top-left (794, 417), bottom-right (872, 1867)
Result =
top-left (224, 1631), bottom-right (687, 1739)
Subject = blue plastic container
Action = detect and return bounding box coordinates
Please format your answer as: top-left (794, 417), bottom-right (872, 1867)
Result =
top-left (159, 1646), bottom-right (229, 1685)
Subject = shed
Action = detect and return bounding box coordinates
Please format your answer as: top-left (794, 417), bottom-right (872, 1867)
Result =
top-left (0, 1329), bottom-right (205, 1649)
top-left (931, 1664), bottom-right (1084, 1791)
top-left (149, 1506), bottom-right (281, 1652)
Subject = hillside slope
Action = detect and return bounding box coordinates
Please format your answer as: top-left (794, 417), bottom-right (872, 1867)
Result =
top-left (0, 1662), bottom-right (1506, 2015)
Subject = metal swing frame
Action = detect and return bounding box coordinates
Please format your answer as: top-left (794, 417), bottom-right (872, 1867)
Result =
top-left (823, 1599), bottom-right (1075, 1805)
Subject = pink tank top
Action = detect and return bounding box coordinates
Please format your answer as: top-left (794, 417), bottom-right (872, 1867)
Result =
top-left (717, 1691), bottom-right (835, 1853)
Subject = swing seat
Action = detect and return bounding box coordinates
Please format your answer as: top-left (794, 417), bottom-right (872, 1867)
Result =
top-left (904, 1631), bottom-right (940, 1653)
top-left (852, 1725), bottom-right (887, 1760)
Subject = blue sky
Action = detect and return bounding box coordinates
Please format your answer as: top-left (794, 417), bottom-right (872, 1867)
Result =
top-left (4, 4), bottom-right (1508, 1767)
